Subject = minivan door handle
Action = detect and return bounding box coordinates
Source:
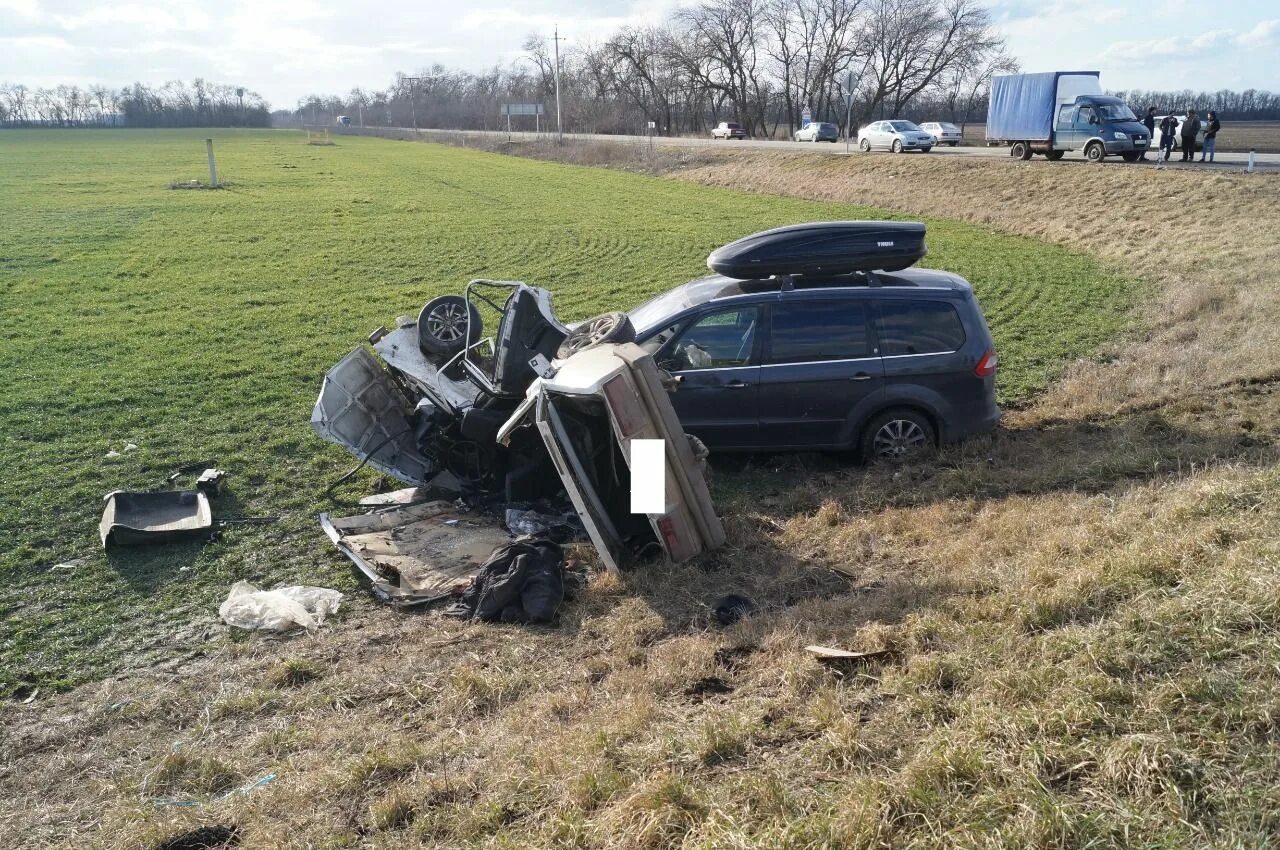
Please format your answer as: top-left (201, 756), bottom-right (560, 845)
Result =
top-left (850, 372), bottom-right (873, 382)
top-left (723, 379), bottom-right (749, 389)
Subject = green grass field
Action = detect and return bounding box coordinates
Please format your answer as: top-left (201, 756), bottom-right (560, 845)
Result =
top-left (0, 129), bottom-right (1133, 699)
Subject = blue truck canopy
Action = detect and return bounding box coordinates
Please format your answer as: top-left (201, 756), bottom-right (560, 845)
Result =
top-left (986, 71), bottom-right (1100, 142)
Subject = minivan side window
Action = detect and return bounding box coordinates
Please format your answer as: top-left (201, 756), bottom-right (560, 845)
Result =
top-left (768, 301), bottom-right (871, 363)
top-left (876, 300), bottom-right (966, 355)
top-left (661, 307), bottom-right (758, 370)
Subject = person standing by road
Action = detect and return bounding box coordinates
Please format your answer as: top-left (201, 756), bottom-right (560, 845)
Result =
top-left (1180, 109), bottom-right (1200, 162)
top-left (1200, 110), bottom-right (1220, 163)
top-left (1159, 114), bottom-right (1178, 162)
top-left (1142, 106), bottom-right (1156, 161)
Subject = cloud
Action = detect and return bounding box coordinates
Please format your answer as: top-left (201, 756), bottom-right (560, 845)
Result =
top-left (1100, 21), bottom-right (1276, 65)
top-left (1237, 18), bottom-right (1280, 48)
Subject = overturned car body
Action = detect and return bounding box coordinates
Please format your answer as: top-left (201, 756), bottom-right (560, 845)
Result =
top-left (312, 281), bottom-right (724, 597)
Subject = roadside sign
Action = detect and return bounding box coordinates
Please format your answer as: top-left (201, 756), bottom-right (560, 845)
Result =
top-left (648, 120), bottom-right (656, 129)
top-left (801, 106), bottom-right (812, 128)
top-left (843, 70), bottom-right (855, 92)
top-left (501, 103), bottom-right (545, 116)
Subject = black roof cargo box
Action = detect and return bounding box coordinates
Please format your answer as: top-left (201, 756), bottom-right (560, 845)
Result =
top-left (707, 221), bottom-right (926, 279)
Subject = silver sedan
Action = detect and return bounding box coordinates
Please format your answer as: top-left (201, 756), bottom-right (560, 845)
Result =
top-left (858, 120), bottom-right (936, 153)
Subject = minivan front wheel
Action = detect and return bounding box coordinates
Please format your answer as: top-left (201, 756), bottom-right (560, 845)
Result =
top-left (861, 408), bottom-right (935, 461)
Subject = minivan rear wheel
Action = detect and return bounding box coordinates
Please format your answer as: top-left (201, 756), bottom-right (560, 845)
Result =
top-left (861, 408), bottom-right (936, 462)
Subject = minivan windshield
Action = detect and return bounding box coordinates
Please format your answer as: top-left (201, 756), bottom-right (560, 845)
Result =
top-left (889, 121), bottom-right (922, 132)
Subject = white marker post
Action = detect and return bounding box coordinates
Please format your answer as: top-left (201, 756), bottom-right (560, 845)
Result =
top-left (1248, 149), bottom-right (1256, 173)
top-left (205, 138), bottom-right (219, 188)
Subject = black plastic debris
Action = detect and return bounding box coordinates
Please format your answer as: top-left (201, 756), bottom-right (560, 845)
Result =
top-left (446, 538), bottom-right (565, 624)
top-left (153, 824), bottom-right (239, 850)
top-left (712, 594), bottom-right (756, 627)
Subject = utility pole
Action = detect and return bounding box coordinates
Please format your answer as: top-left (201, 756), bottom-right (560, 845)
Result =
top-left (552, 25), bottom-right (564, 143)
top-left (403, 76), bottom-right (424, 133)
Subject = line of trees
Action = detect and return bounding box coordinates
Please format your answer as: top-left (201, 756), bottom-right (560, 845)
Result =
top-left (0, 80), bottom-right (271, 128)
top-left (1108, 89), bottom-right (1280, 121)
top-left (282, 0), bottom-right (1017, 137)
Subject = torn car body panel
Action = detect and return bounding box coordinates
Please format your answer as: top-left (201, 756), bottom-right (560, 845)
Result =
top-left (321, 501), bottom-right (511, 605)
top-left (519, 343), bottom-right (725, 570)
top-left (310, 346), bottom-right (432, 484)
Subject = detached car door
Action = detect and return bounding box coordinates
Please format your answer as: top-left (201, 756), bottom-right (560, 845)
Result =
top-left (655, 305), bottom-right (762, 448)
top-left (757, 298), bottom-right (884, 448)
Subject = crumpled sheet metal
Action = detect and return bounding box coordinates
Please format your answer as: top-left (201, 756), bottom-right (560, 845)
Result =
top-left (320, 501), bottom-right (511, 606)
top-left (99, 490), bottom-right (213, 547)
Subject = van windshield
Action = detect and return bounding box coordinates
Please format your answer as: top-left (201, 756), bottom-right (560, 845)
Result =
top-left (889, 121), bottom-right (921, 131)
top-left (1095, 102), bottom-right (1137, 121)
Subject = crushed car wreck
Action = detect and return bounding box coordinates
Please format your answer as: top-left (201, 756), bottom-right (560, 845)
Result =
top-left (312, 221), bottom-right (1000, 602)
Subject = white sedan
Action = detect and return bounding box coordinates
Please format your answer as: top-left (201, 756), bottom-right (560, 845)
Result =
top-left (920, 121), bottom-right (962, 146)
top-left (858, 120), bottom-right (935, 153)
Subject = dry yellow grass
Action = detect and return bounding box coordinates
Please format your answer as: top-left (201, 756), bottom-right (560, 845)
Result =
top-left (4, 148), bottom-right (1280, 849)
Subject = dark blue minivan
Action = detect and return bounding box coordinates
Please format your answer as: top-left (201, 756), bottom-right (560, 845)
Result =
top-left (627, 268), bottom-right (1000, 459)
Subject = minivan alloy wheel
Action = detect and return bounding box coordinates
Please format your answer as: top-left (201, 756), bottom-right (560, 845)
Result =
top-left (872, 418), bottom-right (928, 458)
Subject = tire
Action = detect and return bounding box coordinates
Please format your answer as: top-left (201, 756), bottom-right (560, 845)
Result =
top-left (860, 408), bottom-right (936, 462)
top-left (418, 295), bottom-right (481, 358)
top-left (1045, 150), bottom-right (1064, 161)
top-left (1084, 141), bottom-right (1105, 163)
top-left (891, 139), bottom-right (903, 153)
top-left (1011, 141), bottom-right (1032, 160)
top-left (1121, 151), bottom-right (1141, 163)
top-left (947, 141), bottom-right (959, 147)
top-left (859, 138), bottom-right (871, 152)
top-left (556, 311), bottom-right (635, 360)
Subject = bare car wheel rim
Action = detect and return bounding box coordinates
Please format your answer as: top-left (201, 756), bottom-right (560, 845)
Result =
top-left (873, 419), bottom-right (927, 458)
top-left (566, 315), bottom-right (618, 354)
top-left (426, 302), bottom-right (468, 343)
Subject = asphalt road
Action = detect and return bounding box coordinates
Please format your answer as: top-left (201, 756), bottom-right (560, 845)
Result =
top-left (394, 126), bottom-right (1280, 171)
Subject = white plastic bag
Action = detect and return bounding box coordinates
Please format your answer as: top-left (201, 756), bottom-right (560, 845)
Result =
top-left (218, 581), bottom-right (343, 632)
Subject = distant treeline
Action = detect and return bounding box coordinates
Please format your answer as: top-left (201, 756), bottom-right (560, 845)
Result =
top-left (1107, 89), bottom-right (1280, 121)
top-left (278, 0), bottom-right (1016, 138)
top-left (0, 80), bottom-right (271, 128)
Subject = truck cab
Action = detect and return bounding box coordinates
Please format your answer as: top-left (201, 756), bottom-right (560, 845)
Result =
top-left (1053, 96), bottom-right (1149, 162)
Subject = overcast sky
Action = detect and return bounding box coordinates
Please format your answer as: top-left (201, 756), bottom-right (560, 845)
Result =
top-left (1, 0), bottom-right (1276, 107)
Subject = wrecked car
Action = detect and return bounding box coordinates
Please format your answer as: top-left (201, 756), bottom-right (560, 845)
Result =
top-left (313, 281), bottom-right (725, 598)
top-left (311, 221), bottom-right (999, 598)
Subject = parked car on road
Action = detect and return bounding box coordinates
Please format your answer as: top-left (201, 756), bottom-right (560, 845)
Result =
top-left (795, 122), bottom-right (840, 142)
top-left (858, 120), bottom-right (935, 153)
top-left (711, 121), bottom-right (747, 140)
top-left (1152, 115), bottom-right (1203, 153)
top-left (920, 121), bottom-right (962, 146)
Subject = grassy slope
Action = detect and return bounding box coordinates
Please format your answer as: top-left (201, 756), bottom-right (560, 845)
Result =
top-left (0, 130), bottom-right (1129, 698)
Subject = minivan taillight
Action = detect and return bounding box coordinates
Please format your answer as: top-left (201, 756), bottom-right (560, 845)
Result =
top-left (974, 349), bottom-right (997, 378)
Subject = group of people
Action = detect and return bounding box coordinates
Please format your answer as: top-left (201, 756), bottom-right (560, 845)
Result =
top-left (1142, 106), bottom-right (1221, 163)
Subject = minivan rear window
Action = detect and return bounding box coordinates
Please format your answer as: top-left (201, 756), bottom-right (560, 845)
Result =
top-left (769, 301), bottom-right (870, 363)
top-left (876, 300), bottom-right (965, 355)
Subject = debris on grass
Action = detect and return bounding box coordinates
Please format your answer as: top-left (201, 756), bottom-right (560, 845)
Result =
top-left (711, 594), bottom-right (755, 627)
top-left (218, 582), bottom-right (342, 632)
top-left (100, 490), bottom-right (214, 547)
top-left (196, 468), bottom-right (227, 496)
top-left (152, 824), bottom-right (239, 850)
top-left (167, 179), bottom-right (225, 190)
